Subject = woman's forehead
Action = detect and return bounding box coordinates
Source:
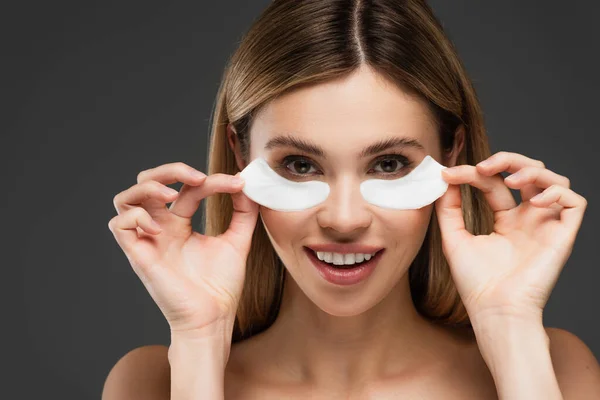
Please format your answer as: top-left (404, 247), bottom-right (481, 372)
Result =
top-left (249, 70), bottom-right (439, 157)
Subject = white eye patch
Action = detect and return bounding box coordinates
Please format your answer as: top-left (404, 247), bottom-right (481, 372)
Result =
top-left (239, 157), bottom-right (330, 211)
top-left (359, 155), bottom-right (448, 209)
top-left (239, 155), bottom-right (448, 211)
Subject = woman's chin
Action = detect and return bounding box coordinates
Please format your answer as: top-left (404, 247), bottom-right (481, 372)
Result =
top-left (301, 277), bottom-right (386, 317)
top-left (282, 250), bottom-right (408, 317)
top-left (317, 303), bottom-right (373, 317)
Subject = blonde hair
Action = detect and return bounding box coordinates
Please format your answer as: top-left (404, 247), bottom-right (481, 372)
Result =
top-left (204, 0), bottom-right (494, 343)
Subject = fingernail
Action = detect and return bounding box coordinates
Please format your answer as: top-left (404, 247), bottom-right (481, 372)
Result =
top-left (507, 171), bottom-right (523, 180)
top-left (232, 176), bottom-right (244, 184)
top-left (150, 219), bottom-right (162, 230)
top-left (478, 160), bottom-right (492, 167)
top-left (190, 170), bottom-right (206, 179)
top-left (531, 192), bottom-right (545, 201)
top-left (163, 187), bottom-right (178, 196)
top-left (443, 168), bottom-right (457, 175)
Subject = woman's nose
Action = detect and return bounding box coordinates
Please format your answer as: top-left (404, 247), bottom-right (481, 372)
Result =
top-left (316, 177), bottom-right (372, 234)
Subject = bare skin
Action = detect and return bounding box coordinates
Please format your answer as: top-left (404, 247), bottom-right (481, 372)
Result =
top-left (103, 324), bottom-right (598, 399)
top-left (224, 312), bottom-right (498, 399)
top-left (107, 320), bottom-right (498, 399)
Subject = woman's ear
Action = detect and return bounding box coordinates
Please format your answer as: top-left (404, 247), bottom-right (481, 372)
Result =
top-left (227, 123), bottom-right (247, 172)
top-left (444, 124), bottom-right (465, 168)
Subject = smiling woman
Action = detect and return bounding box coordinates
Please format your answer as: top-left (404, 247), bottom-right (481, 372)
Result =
top-left (218, 2), bottom-right (480, 341)
top-left (104, 0), bottom-right (600, 399)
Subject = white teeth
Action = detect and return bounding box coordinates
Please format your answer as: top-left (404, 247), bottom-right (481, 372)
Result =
top-left (315, 250), bottom-right (377, 265)
top-left (333, 253), bottom-right (344, 265)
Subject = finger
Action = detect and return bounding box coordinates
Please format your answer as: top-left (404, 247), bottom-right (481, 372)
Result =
top-left (530, 184), bottom-right (588, 230)
top-left (108, 207), bottom-right (162, 255)
top-left (442, 165), bottom-right (517, 212)
top-left (220, 180), bottom-right (259, 254)
top-left (434, 182), bottom-right (472, 255)
top-left (168, 172), bottom-right (246, 219)
top-left (137, 161), bottom-right (207, 185)
top-left (113, 180), bottom-right (180, 215)
top-left (476, 151), bottom-right (546, 201)
top-left (134, 163), bottom-right (207, 218)
top-left (504, 166), bottom-right (571, 202)
top-left (476, 151), bottom-right (546, 174)
top-left (108, 208), bottom-right (168, 288)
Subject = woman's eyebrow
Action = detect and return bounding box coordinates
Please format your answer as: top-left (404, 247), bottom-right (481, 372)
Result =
top-left (263, 134), bottom-right (425, 158)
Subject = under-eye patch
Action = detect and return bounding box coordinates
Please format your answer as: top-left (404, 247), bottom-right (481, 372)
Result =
top-left (239, 155), bottom-right (448, 211)
top-left (239, 157), bottom-right (330, 211)
top-left (359, 155), bottom-right (448, 209)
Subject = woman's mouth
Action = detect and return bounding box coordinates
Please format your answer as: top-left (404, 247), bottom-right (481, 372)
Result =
top-left (303, 247), bottom-right (384, 286)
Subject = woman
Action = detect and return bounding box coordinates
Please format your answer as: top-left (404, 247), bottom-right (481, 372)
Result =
top-left (104, 0), bottom-right (599, 398)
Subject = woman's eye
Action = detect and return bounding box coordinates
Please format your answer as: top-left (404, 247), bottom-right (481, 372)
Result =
top-left (279, 154), bottom-right (411, 178)
top-left (285, 159), bottom-right (317, 175)
top-left (373, 158), bottom-right (405, 174)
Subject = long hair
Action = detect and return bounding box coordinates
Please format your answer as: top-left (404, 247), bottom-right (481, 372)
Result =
top-left (204, 0), bottom-right (494, 343)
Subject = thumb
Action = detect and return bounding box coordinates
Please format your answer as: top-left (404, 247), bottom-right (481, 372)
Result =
top-left (434, 182), bottom-right (471, 253)
top-left (221, 176), bottom-right (259, 254)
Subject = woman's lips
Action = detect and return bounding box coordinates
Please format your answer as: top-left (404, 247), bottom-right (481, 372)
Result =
top-left (303, 247), bottom-right (383, 286)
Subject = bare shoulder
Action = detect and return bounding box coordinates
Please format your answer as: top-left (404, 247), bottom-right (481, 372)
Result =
top-left (100, 338), bottom-right (267, 400)
top-left (102, 344), bottom-right (170, 400)
top-left (545, 327), bottom-right (600, 396)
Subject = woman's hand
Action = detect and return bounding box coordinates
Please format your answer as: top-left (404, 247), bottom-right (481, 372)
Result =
top-left (434, 151), bottom-right (587, 325)
top-left (108, 162), bottom-right (259, 336)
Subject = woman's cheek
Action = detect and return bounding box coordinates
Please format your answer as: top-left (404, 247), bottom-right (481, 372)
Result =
top-left (376, 206), bottom-right (433, 250)
top-left (259, 207), bottom-right (310, 251)
top-left (400, 206), bottom-right (433, 236)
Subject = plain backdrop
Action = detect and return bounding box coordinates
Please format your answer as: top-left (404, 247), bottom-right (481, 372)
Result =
top-left (6, 1), bottom-right (599, 398)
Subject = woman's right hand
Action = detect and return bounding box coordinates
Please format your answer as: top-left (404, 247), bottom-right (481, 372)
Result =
top-left (108, 162), bottom-right (259, 337)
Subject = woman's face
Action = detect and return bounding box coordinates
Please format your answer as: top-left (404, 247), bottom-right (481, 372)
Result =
top-left (244, 67), bottom-right (445, 316)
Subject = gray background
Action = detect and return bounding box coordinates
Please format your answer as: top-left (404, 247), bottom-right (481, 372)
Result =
top-left (7, 1), bottom-right (598, 398)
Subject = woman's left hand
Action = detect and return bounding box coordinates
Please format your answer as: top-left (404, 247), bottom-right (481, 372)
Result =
top-left (434, 151), bottom-right (588, 325)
